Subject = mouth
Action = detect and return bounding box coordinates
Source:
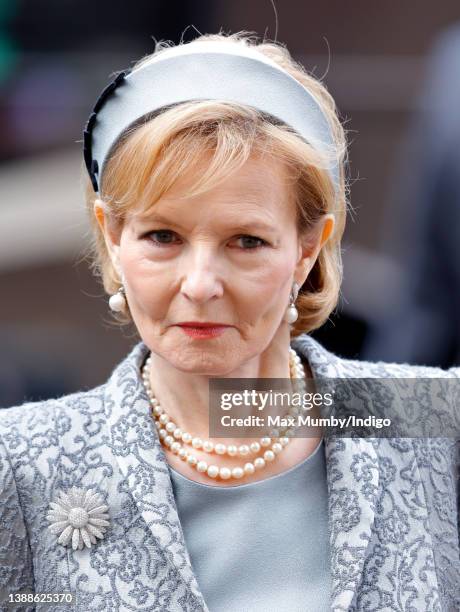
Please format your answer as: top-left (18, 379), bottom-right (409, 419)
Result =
top-left (175, 322), bottom-right (231, 339)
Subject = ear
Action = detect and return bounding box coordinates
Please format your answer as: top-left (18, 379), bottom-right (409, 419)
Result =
top-left (93, 199), bottom-right (123, 277)
top-left (294, 214), bottom-right (335, 283)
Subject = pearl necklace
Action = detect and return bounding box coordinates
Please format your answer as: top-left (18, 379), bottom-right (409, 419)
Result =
top-left (141, 348), bottom-right (307, 482)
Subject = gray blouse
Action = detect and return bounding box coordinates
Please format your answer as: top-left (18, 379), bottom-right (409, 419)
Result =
top-left (168, 441), bottom-right (331, 612)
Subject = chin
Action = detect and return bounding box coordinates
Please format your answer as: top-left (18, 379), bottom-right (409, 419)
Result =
top-left (168, 344), bottom-right (238, 375)
top-left (172, 357), bottom-right (232, 376)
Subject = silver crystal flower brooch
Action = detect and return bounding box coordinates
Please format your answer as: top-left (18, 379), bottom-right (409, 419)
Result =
top-left (46, 486), bottom-right (110, 550)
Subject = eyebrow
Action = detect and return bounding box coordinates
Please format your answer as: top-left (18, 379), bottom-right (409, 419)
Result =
top-left (136, 212), bottom-right (278, 234)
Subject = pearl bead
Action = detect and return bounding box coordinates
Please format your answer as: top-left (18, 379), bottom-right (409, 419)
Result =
top-left (153, 406), bottom-right (163, 416)
top-left (232, 467), bottom-right (244, 479)
top-left (171, 442), bottom-right (181, 453)
top-left (207, 465), bottom-right (219, 478)
top-left (250, 442), bottom-right (261, 453)
top-left (215, 443), bottom-right (226, 455)
top-left (109, 292), bottom-right (126, 312)
top-left (159, 429), bottom-right (167, 440)
top-left (238, 445), bottom-right (250, 456)
top-left (285, 306), bottom-right (298, 324)
top-left (260, 437), bottom-right (271, 447)
top-left (192, 438), bottom-right (203, 449)
top-left (219, 467), bottom-right (231, 480)
top-left (272, 443), bottom-right (283, 454)
top-left (173, 428), bottom-right (183, 439)
top-left (159, 414), bottom-right (169, 425)
top-left (181, 432), bottom-right (192, 444)
top-left (264, 450), bottom-right (275, 462)
top-left (269, 429), bottom-right (280, 438)
top-left (244, 463), bottom-right (255, 475)
top-left (202, 441), bottom-right (214, 452)
top-left (187, 455), bottom-right (198, 466)
top-left (227, 445), bottom-right (238, 456)
top-left (164, 435), bottom-right (174, 447)
top-left (178, 448), bottom-right (187, 459)
top-left (196, 461), bottom-right (208, 473)
top-left (165, 422), bottom-right (176, 433)
top-left (254, 457), bottom-right (265, 470)
top-left (280, 437), bottom-right (290, 446)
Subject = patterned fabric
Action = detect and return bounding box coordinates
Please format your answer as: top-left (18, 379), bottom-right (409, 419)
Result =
top-left (0, 333), bottom-right (459, 612)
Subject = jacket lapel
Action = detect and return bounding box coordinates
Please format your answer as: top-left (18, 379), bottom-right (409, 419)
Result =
top-left (292, 334), bottom-right (447, 610)
top-left (103, 342), bottom-right (210, 611)
top-left (292, 334), bottom-right (379, 611)
top-left (324, 438), bottom-right (379, 610)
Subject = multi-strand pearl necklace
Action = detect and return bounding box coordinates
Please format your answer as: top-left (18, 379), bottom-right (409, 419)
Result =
top-left (141, 348), bottom-right (306, 482)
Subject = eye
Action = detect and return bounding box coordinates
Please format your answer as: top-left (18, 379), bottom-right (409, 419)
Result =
top-left (232, 235), bottom-right (268, 250)
top-left (144, 230), bottom-right (181, 247)
top-left (141, 230), bottom-right (268, 250)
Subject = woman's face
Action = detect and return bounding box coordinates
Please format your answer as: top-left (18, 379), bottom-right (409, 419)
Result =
top-left (103, 154), bottom-right (323, 375)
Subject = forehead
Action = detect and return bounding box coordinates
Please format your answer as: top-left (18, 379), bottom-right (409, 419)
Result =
top-left (132, 153), bottom-right (295, 224)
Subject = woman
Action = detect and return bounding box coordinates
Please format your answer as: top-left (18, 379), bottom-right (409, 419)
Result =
top-left (0, 31), bottom-right (459, 612)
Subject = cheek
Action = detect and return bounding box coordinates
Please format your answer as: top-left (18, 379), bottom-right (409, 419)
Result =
top-left (119, 244), bottom-right (173, 317)
top-left (238, 252), bottom-right (294, 321)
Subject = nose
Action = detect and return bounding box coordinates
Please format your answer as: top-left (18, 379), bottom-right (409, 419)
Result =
top-left (179, 244), bottom-right (224, 304)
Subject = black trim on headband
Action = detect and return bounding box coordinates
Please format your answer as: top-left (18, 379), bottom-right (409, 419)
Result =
top-left (83, 70), bottom-right (129, 192)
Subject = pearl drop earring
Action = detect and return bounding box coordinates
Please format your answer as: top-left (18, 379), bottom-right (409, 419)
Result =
top-left (284, 282), bottom-right (300, 324)
top-left (109, 286), bottom-right (127, 313)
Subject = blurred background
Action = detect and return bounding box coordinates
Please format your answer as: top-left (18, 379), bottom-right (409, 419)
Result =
top-left (1, 0), bottom-right (460, 407)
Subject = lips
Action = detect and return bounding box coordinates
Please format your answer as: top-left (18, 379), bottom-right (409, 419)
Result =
top-left (176, 322), bottom-right (231, 339)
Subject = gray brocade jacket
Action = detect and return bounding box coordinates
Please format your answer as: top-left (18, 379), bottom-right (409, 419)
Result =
top-left (0, 333), bottom-right (459, 612)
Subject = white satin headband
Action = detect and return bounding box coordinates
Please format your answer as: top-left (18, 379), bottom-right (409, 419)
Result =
top-left (83, 40), bottom-right (340, 194)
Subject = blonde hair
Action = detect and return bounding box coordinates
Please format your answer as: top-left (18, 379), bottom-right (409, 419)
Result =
top-left (83, 30), bottom-right (348, 337)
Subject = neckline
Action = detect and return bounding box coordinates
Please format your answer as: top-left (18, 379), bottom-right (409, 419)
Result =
top-left (168, 438), bottom-right (324, 490)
